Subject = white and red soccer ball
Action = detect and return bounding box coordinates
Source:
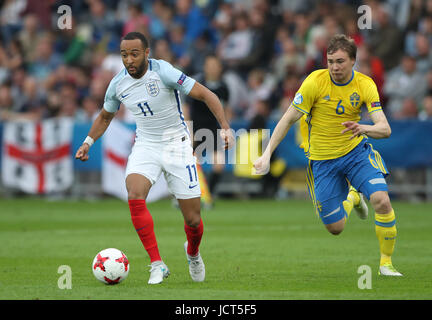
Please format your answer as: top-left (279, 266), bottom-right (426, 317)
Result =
top-left (92, 248), bottom-right (129, 285)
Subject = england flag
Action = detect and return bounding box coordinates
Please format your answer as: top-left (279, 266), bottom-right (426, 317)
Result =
top-left (2, 118), bottom-right (74, 194)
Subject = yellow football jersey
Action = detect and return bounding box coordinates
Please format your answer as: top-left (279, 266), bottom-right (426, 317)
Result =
top-left (292, 69), bottom-right (382, 160)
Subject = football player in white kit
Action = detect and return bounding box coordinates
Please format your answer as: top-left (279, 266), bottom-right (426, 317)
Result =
top-left (75, 32), bottom-right (234, 284)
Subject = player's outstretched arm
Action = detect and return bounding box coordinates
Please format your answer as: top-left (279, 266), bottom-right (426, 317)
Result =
top-left (187, 81), bottom-right (234, 149)
top-left (75, 109), bottom-right (115, 161)
top-left (253, 106), bottom-right (303, 175)
top-left (341, 110), bottom-right (391, 140)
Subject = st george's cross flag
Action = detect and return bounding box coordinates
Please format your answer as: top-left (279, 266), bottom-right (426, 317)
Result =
top-left (101, 119), bottom-right (170, 202)
top-left (2, 118), bottom-right (73, 194)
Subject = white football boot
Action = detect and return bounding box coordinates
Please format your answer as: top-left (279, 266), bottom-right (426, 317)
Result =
top-left (148, 261), bottom-right (170, 284)
top-left (350, 186), bottom-right (368, 220)
top-left (184, 241), bottom-right (205, 282)
top-left (378, 263), bottom-right (403, 276)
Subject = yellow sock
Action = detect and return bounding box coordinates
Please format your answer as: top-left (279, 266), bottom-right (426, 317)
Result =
top-left (342, 199), bottom-right (354, 218)
top-left (375, 209), bottom-right (397, 266)
top-left (342, 189), bottom-right (359, 219)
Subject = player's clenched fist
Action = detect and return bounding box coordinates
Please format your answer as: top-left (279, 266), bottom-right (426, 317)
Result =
top-left (75, 144), bottom-right (90, 161)
top-left (253, 153), bottom-right (270, 175)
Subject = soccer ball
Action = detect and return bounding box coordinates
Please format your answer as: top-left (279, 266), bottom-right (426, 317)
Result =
top-left (92, 248), bottom-right (130, 285)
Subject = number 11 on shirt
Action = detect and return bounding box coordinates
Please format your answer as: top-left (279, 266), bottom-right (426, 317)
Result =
top-left (138, 102), bottom-right (154, 116)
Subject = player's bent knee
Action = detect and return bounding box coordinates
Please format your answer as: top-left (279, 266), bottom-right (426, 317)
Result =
top-left (127, 190), bottom-right (146, 200)
top-left (325, 219), bottom-right (345, 235)
top-left (184, 212), bottom-right (201, 228)
top-left (370, 192), bottom-right (392, 214)
top-left (326, 225), bottom-right (344, 236)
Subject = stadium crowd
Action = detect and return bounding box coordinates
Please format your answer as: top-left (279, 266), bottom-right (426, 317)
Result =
top-left (0, 0), bottom-right (431, 127)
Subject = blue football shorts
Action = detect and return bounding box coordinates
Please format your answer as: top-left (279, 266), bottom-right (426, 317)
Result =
top-left (306, 139), bottom-right (389, 225)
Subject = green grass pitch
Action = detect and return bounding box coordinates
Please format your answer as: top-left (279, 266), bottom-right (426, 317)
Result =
top-left (0, 197), bottom-right (431, 300)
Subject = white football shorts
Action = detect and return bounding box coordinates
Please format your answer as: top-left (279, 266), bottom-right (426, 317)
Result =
top-left (125, 135), bottom-right (201, 199)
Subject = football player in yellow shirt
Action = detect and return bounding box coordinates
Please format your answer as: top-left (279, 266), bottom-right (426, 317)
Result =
top-left (254, 34), bottom-right (401, 276)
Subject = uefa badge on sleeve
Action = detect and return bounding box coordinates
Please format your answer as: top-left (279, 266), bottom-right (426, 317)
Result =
top-left (294, 92), bottom-right (303, 105)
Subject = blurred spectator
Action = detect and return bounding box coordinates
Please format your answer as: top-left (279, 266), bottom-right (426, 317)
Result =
top-left (356, 44), bottom-right (385, 99)
top-left (122, 2), bottom-right (150, 37)
top-left (152, 38), bottom-right (175, 64)
top-left (244, 68), bottom-right (274, 121)
top-left (212, 0), bottom-right (234, 35)
top-left (412, 33), bottom-right (432, 74)
top-left (232, 2), bottom-right (278, 72)
top-left (322, 14), bottom-right (342, 38)
top-left (11, 71), bottom-right (43, 115)
top-left (101, 39), bottom-right (123, 75)
top-left (28, 32), bottom-right (62, 81)
top-left (279, 0), bottom-right (314, 14)
top-left (59, 97), bottom-right (81, 119)
top-left (304, 22), bottom-right (329, 73)
top-left (217, 10), bottom-right (253, 75)
top-left (405, 0), bottom-right (427, 31)
top-left (60, 82), bottom-right (78, 104)
top-left (182, 31), bottom-right (214, 75)
top-left (385, 0), bottom-right (412, 30)
top-left (404, 14), bottom-right (432, 56)
top-left (344, 16), bottom-right (364, 46)
top-left (43, 90), bottom-right (62, 118)
top-left (0, 38), bottom-right (25, 72)
top-left (0, 84), bottom-right (14, 113)
top-left (168, 24), bottom-right (188, 61)
top-left (383, 55), bottom-right (426, 118)
top-left (392, 97), bottom-right (419, 120)
top-left (71, 66), bottom-right (91, 101)
top-left (270, 96), bottom-right (292, 121)
top-left (44, 64), bottom-right (72, 94)
top-left (367, 3), bottom-right (403, 70)
top-left (22, 0), bottom-right (53, 30)
top-left (88, 0), bottom-right (119, 44)
top-left (419, 95), bottom-right (432, 121)
top-left (222, 70), bottom-right (250, 120)
top-left (425, 70), bottom-right (432, 96)
top-left (0, 81), bottom-right (40, 121)
top-left (420, 16), bottom-right (432, 44)
top-left (174, 0), bottom-right (210, 48)
top-left (279, 73), bottom-right (302, 103)
top-left (54, 17), bottom-right (91, 66)
top-left (291, 12), bottom-right (312, 52)
top-left (273, 36), bottom-right (306, 82)
top-left (18, 13), bottom-right (40, 63)
top-left (0, 0), bottom-right (27, 43)
top-left (80, 95), bottom-right (100, 122)
top-left (148, 0), bottom-right (174, 41)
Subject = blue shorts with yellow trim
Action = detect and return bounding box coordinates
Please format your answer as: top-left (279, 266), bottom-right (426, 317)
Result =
top-left (306, 139), bottom-right (389, 225)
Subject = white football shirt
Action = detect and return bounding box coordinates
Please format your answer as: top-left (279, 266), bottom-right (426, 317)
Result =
top-left (103, 59), bottom-right (196, 143)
